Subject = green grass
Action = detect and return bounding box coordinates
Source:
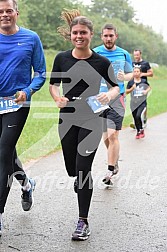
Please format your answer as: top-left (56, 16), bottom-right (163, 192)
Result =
top-left (17, 49), bottom-right (60, 163)
top-left (17, 80), bottom-right (61, 163)
top-left (16, 54), bottom-right (167, 163)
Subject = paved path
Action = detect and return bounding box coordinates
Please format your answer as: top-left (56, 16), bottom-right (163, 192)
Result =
top-left (0, 112), bottom-right (167, 252)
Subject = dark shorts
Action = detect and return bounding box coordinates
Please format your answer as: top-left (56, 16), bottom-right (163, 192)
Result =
top-left (101, 94), bottom-right (125, 132)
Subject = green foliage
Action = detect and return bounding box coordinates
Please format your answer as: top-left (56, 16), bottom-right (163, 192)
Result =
top-left (91, 0), bottom-right (134, 22)
top-left (17, 0), bottom-right (167, 65)
top-left (17, 0), bottom-right (29, 27)
top-left (18, 0), bottom-right (75, 49)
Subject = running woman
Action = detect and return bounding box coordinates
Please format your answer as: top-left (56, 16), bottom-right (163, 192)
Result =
top-left (130, 49), bottom-right (153, 128)
top-left (126, 66), bottom-right (151, 139)
top-left (49, 9), bottom-right (119, 241)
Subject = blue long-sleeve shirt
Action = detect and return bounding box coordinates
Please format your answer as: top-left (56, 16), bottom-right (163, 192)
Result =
top-left (0, 27), bottom-right (46, 100)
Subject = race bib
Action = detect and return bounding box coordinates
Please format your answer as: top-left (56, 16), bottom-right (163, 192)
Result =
top-left (133, 87), bottom-right (144, 97)
top-left (0, 95), bottom-right (22, 114)
top-left (86, 95), bottom-right (109, 113)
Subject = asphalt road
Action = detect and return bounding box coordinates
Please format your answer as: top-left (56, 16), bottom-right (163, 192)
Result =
top-left (0, 112), bottom-right (167, 252)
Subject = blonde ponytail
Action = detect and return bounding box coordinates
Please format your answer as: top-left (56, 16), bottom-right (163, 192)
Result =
top-left (57, 9), bottom-right (81, 40)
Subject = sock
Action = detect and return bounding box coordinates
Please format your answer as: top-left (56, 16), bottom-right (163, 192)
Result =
top-left (79, 218), bottom-right (88, 225)
top-left (108, 165), bottom-right (114, 172)
top-left (22, 179), bottom-right (31, 191)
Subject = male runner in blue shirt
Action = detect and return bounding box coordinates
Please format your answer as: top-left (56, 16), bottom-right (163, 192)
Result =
top-left (94, 24), bottom-right (133, 185)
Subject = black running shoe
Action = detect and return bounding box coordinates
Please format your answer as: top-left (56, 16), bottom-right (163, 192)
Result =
top-left (74, 178), bottom-right (78, 193)
top-left (104, 179), bottom-right (113, 186)
top-left (72, 219), bottom-right (90, 241)
top-left (21, 178), bottom-right (36, 211)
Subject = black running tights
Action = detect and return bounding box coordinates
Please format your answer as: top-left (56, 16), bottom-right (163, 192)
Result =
top-left (132, 103), bottom-right (146, 132)
top-left (0, 107), bottom-right (30, 213)
top-left (59, 116), bottom-right (103, 219)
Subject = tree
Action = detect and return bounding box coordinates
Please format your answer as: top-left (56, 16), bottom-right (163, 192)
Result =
top-left (19, 0), bottom-right (75, 49)
top-left (17, 0), bottom-right (167, 65)
top-left (17, 0), bottom-right (29, 27)
top-left (90, 0), bottom-right (134, 22)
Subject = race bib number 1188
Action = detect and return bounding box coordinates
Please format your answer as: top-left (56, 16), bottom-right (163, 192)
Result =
top-left (0, 95), bottom-right (22, 114)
